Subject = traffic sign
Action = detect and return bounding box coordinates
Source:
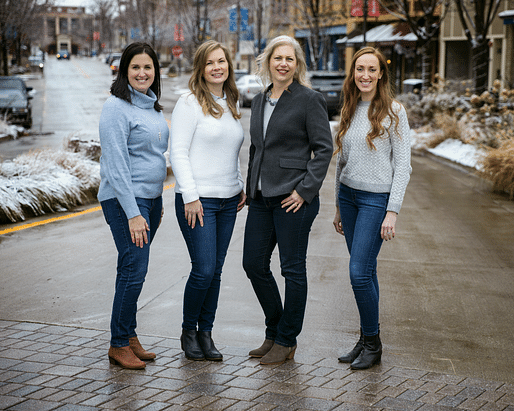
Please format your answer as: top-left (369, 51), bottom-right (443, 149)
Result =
top-left (172, 46), bottom-right (183, 57)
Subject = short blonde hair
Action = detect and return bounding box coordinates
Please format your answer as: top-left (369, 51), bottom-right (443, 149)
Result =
top-left (255, 35), bottom-right (310, 89)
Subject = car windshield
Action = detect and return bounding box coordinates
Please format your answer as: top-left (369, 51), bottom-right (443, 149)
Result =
top-left (0, 78), bottom-right (27, 108)
top-left (310, 77), bottom-right (344, 87)
top-left (0, 78), bottom-right (25, 91)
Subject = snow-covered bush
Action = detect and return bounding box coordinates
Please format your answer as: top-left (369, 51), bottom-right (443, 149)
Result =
top-left (0, 149), bottom-right (100, 223)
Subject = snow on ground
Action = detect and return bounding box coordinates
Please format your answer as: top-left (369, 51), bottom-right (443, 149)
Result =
top-left (0, 126), bottom-right (483, 224)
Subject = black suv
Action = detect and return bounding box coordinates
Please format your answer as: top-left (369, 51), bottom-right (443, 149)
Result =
top-left (309, 71), bottom-right (346, 118)
top-left (0, 76), bottom-right (33, 128)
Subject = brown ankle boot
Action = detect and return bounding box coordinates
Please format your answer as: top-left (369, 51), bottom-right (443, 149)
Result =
top-left (129, 337), bottom-right (156, 361)
top-left (259, 343), bottom-right (296, 365)
top-left (108, 346), bottom-right (146, 369)
top-left (249, 339), bottom-right (274, 358)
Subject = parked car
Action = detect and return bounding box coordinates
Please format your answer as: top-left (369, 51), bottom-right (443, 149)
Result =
top-left (56, 49), bottom-right (70, 60)
top-left (309, 71), bottom-right (346, 118)
top-left (234, 69), bottom-right (249, 81)
top-left (110, 59), bottom-right (120, 75)
top-left (28, 55), bottom-right (44, 73)
top-left (236, 74), bottom-right (263, 107)
top-left (105, 52), bottom-right (122, 66)
top-left (0, 76), bottom-right (33, 128)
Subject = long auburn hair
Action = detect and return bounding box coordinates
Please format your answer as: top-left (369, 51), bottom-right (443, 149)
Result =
top-left (111, 42), bottom-right (162, 112)
top-left (335, 47), bottom-right (399, 154)
top-left (255, 35), bottom-right (310, 89)
top-left (189, 40), bottom-right (241, 120)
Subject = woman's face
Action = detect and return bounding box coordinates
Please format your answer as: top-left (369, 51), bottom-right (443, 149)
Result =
top-left (269, 45), bottom-right (297, 86)
top-left (354, 53), bottom-right (383, 101)
top-left (203, 48), bottom-right (229, 92)
top-left (127, 53), bottom-right (155, 94)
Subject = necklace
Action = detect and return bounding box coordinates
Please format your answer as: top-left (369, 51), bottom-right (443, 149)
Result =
top-left (266, 90), bottom-right (278, 106)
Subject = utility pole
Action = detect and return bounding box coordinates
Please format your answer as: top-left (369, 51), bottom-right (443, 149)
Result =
top-left (363, 0), bottom-right (368, 47)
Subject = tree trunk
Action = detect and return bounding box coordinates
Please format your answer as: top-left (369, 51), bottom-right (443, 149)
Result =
top-left (420, 39), bottom-right (433, 91)
top-left (472, 40), bottom-right (489, 94)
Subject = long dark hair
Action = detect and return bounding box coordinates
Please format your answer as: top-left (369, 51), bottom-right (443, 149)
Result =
top-left (189, 40), bottom-right (241, 120)
top-left (110, 42), bottom-right (163, 112)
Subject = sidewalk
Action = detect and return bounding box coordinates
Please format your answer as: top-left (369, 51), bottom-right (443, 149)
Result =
top-left (1, 320), bottom-right (513, 411)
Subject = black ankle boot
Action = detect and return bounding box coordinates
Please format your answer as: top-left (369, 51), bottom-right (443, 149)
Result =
top-left (350, 333), bottom-right (382, 370)
top-left (338, 329), bottom-right (364, 363)
top-left (197, 331), bottom-right (223, 361)
top-left (180, 329), bottom-right (205, 361)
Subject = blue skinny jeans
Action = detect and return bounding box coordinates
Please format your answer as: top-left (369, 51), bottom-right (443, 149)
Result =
top-left (175, 193), bottom-right (239, 332)
top-left (101, 196), bottom-right (162, 348)
top-left (338, 184), bottom-right (388, 337)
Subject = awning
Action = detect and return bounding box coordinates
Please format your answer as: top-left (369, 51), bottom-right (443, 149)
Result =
top-left (336, 23), bottom-right (417, 45)
top-left (295, 25), bottom-right (346, 39)
top-left (498, 9), bottom-right (514, 24)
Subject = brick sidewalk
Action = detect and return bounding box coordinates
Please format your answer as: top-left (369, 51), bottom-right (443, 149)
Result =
top-left (0, 321), bottom-right (513, 411)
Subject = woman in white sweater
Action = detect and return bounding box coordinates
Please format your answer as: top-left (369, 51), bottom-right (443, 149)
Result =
top-left (333, 47), bottom-right (411, 370)
top-left (170, 40), bottom-right (246, 362)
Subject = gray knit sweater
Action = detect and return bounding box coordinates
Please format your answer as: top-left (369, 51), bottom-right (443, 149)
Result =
top-left (335, 100), bottom-right (411, 213)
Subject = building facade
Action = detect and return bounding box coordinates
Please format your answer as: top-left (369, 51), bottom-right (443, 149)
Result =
top-left (439, 0), bottom-right (513, 90)
top-left (39, 6), bottom-right (94, 56)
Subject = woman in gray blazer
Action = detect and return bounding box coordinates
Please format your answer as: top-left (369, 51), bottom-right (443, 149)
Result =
top-left (242, 35), bottom-right (333, 365)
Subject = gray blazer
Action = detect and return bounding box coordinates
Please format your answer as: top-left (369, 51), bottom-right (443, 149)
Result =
top-left (246, 81), bottom-right (333, 204)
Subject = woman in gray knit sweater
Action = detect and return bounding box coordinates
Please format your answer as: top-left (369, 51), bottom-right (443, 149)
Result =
top-left (333, 47), bottom-right (411, 370)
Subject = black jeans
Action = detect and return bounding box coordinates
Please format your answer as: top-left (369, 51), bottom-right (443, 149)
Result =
top-left (243, 192), bottom-right (319, 347)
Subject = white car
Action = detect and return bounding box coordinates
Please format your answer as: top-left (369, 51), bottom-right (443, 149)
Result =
top-left (236, 74), bottom-right (263, 107)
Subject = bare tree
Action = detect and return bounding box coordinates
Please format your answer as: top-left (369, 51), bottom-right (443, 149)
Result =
top-left (377, 0), bottom-right (450, 90)
top-left (0, 0), bottom-right (50, 75)
top-left (92, 0), bottom-right (115, 53)
top-left (291, 0), bottom-right (344, 70)
top-left (453, 0), bottom-right (503, 94)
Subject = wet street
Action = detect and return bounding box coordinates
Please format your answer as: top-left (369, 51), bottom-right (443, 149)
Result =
top-left (0, 56), bottom-right (189, 160)
top-left (0, 55), bottom-right (514, 404)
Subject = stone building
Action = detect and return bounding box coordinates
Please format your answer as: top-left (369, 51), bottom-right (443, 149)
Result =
top-left (39, 6), bottom-right (94, 56)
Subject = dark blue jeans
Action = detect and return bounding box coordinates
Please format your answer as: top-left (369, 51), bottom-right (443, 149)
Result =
top-left (101, 196), bottom-right (162, 348)
top-left (338, 184), bottom-right (388, 336)
top-left (242, 192), bottom-right (319, 347)
top-left (175, 193), bottom-right (239, 332)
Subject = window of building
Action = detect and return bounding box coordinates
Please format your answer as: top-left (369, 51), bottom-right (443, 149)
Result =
top-left (72, 18), bottom-right (80, 32)
top-left (60, 17), bottom-right (68, 34)
top-left (47, 18), bottom-right (55, 36)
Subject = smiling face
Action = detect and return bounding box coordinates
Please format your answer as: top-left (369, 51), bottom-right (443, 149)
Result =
top-left (269, 44), bottom-right (297, 87)
top-left (203, 47), bottom-right (229, 95)
top-left (354, 53), bottom-right (383, 101)
top-left (127, 53), bottom-right (155, 94)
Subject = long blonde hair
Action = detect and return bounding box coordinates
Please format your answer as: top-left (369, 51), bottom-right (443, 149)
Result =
top-left (335, 47), bottom-right (399, 154)
top-left (255, 35), bottom-right (310, 89)
top-left (189, 40), bottom-right (241, 120)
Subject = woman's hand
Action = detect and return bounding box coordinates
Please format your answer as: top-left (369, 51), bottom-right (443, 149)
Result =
top-left (185, 199), bottom-right (204, 228)
top-left (281, 190), bottom-right (305, 213)
top-left (333, 209), bottom-right (344, 235)
top-left (129, 215), bottom-right (150, 248)
top-left (237, 191), bottom-right (247, 212)
top-left (381, 211), bottom-right (397, 241)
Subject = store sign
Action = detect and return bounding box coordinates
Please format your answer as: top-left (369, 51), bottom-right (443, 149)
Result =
top-left (351, 0), bottom-right (380, 17)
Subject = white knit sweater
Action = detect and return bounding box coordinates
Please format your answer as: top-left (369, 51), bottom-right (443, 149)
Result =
top-left (170, 92), bottom-right (244, 204)
top-left (335, 100), bottom-right (412, 213)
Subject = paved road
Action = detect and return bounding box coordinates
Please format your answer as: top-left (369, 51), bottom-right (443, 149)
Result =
top-left (1, 55), bottom-right (513, 397)
top-left (1, 148), bottom-right (513, 387)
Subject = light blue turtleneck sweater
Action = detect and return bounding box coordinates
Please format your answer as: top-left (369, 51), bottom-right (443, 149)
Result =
top-left (98, 87), bottom-right (169, 219)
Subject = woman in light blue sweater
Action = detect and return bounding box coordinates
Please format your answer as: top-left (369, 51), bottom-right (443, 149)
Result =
top-left (98, 42), bottom-right (169, 370)
top-left (333, 47), bottom-right (411, 370)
